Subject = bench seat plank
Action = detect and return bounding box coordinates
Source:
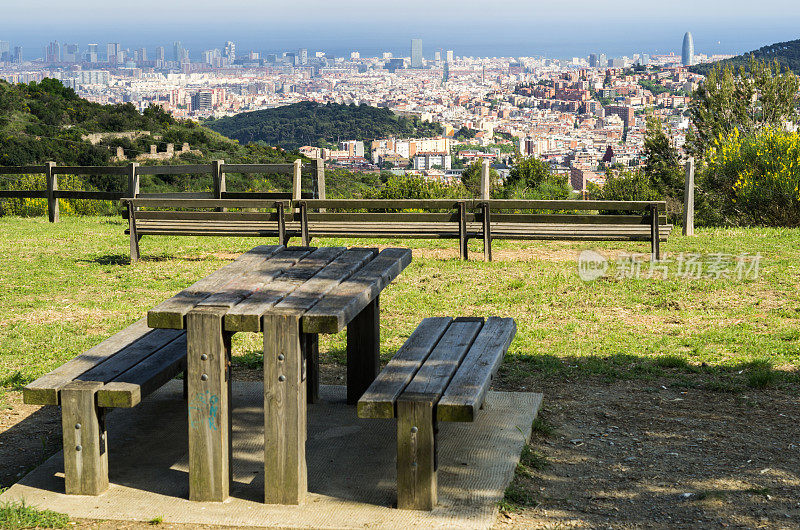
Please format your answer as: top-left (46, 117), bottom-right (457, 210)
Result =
top-left (399, 318), bottom-right (484, 403)
top-left (23, 318), bottom-right (152, 406)
top-left (301, 248), bottom-right (412, 334)
top-left (223, 247), bottom-right (347, 332)
top-left (437, 317), bottom-right (517, 422)
top-left (96, 334), bottom-right (187, 408)
top-left (147, 245), bottom-right (283, 329)
top-left (357, 317), bottom-right (452, 419)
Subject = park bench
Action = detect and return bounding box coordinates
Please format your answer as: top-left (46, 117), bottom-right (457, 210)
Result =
top-left (22, 319), bottom-right (187, 496)
top-left (357, 316), bottom-right (516, 510)
top-left (296, 199), bottom-right (671, 261)
top-left (121, 198), bottom-right (304, 262)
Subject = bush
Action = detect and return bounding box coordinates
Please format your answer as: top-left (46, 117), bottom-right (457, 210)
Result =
top-left (702, 127), bottom-right (800, 226)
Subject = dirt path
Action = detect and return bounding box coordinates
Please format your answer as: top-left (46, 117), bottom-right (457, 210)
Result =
top-left (2, 370), bottom-right (799, 529)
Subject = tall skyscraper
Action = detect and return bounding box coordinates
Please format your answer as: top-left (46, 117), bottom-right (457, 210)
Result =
top-left (173, 41), bottom-right (183, 62)
top-left (139, 48), bottom-right (147, 62)
top-left (13, 46), bottom-right (23, 64)
top-left (63, 44), bottom-right (79, 63)
top-left (682, 32), bottom-right (694, 66)
top-left (411, 38), bottom-right (423, 68)
top-left (443, 61), bottom-right (450, 83)
top-left (299, 48), bottom-right (308, 65)
top-left (87, 43), bottom-right (98, 63)
top-left (46, 41), bottom-right (61, 63)
top-left (0, 41), bottom-right (9, 62)
top-left (223, 41), bottom-right (236, 63)
top-left (446, 50), bottom-right (454, 63)
top-left (589, 53), bottom-right (598, 67)
top-left (107, 43), bottom-right (121, 64)
top-left (434, 51), bottom-right (441, 62)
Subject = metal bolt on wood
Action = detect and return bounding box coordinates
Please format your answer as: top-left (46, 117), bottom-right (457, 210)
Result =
top-left (278, 354), bottom-right (285, 361)
top-left (200, 354), bottom-right (208, 361)
top-left (75, 424), bottom-right (81, 429)
top-left (76, 445), bottom-right (82, 451)
top-left (200, 374), bottom-right (208, 381)
top-left (279, 375), bottom-right (286, 382)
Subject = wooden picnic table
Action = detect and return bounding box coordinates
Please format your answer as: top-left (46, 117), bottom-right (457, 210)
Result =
top-left (146, 245), bottom-right (411, 504)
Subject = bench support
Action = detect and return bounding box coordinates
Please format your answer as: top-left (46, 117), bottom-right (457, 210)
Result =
top-left (458, 201), bottom-right (468, 260)
top-left (397, 399), bottom-right (437, 510)
top-left (304, 333), bottom-right (320, 404)
top-left (186, 307), bottom-right (232, 502)
top-left (61, 381), bottom-right (109, 495)
top-left (650, 204), bottom-right (661, 262)
top-left (128, 204), bottom-right (140, 263)
top-left (346, 296), bottom-right (380, 405)
top-left (482, 203), bottom-right (492, 262)
top-left (263, 314), bottom-right (307, 505)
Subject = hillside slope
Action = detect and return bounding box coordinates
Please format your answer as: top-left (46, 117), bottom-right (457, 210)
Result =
top-left (690, 38), bottom-right (800, 75)
top-left (206, 101), bottom-right (443, 149)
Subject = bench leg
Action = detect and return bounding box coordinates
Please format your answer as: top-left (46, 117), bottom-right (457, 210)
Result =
top-left (61, 381), bottom-right (108, 495)
top-left (186, 306), bottom-right (232, 502)
top-left (397, 399), bottom-right (437, 510)
top-left (346, 296), bottom-right (380, 405)
top-left (304, 333), bottom-right (320, 404)
top-left (263, 314), bottom-right (307, 505)
top-left (128, 207), bottom-right (140, 263)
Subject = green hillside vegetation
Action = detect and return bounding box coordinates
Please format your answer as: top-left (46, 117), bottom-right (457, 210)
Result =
top-left (206, 101), bottom-right (443, 149)
top-left (690, 38), bottom-right (800, 75)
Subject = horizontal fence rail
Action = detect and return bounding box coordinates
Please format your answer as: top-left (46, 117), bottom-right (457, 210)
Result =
top-left (0, 159), bottom-right (324, 223)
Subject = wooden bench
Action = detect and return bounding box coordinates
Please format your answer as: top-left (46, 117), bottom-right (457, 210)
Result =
top-left (296, 199), bottom-right (672, 262)
top-left (22, 319), bottom-right (187, 495)
top-left (121, 198), bottom-right (304, 262)
top-left (357, 316), bottom-right (516, 510)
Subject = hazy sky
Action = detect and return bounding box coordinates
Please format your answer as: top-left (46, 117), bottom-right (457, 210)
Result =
top-left (2, 0), bottom-right (799, 58)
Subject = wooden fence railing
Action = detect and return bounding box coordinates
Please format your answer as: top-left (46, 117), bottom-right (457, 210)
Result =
top-left (0, 159), bottom-right (325, 222)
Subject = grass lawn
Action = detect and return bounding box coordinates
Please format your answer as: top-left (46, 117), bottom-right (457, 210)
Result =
top-left (1, 215), bottom-right (799, 398)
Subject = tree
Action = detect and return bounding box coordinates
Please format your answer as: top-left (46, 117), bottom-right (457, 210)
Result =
top-left (589, 169), bottom-right (659, 203)
top-left (502, 156), bottom-right (573, 199)
top-left (460, 161), bottom-right (499, 197)
top-left (643, 117), bottom-right (684, 199)
top-left (688, 57), bottom-right (799, 156)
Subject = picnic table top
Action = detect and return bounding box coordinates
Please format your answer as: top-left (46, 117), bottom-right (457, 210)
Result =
top-left (147, 245), bottom-right (411, 335)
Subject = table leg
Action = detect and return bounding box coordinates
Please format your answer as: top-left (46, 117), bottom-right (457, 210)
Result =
top-left (263, 314), bottom-right (307, 505)
top-left (346, 296), bottom-right (380, 405)
top-left (304, 333), bottom-right (320, 404)
top-left (186, 306), bottom-right (232, 502)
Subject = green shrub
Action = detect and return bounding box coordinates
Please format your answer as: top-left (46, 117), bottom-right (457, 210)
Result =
top-left (702, 127), bottom-right (800, 226)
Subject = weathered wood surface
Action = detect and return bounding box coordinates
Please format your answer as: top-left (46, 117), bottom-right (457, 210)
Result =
top-left (397, 399), bottom-right (437, 510)
top-left (197, 247), bottom-right (314, 311)
top-left (399, 318), bottom-right (483, 403)
top-left (271, 248), bottom-right (377, 316)
top-left (437, 317), bottom-right (516, 422)
top-left (224, 247), bottom-right (346, 332)
top-left (148, 245), bottom-right (283, 329)
top-left (186, 306), bottom-right (232, 502)
top-left (96, 333), bottom-right (187, 408)
top-left (135, 211), bottom-right (281, 221)
top-left (358, 317), bottom-right (452, 419)
top-left (302, 248), bottom-right (412, 334)
top-left (222, 163), bottom-right (297, 174)
top-left (23, 318), bottom-right (152, 405)
top-left (61, 381), bottom-right (108, 495)
top-left (134, 165), bottom-right (213, 175)
top-left (125, 198), bottom-right (288, 209)
top-left (75, 328), bottom-right (184, 384)
top-left (263, 314), bottom-right (307, 505)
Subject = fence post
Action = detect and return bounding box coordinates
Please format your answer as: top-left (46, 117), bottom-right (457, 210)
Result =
top-left (45, 162), bottom-right (58, 223)
top-left (315, 157), bottom-right (326, 213)
top-left (127, 162), bottom-right (140, 199)
top-left (682, 158), bottom-right (695, 236)
top-left (480, 161), bottom-right (490, 201)
top-left (213, 160), bottom-right (225, 212)
top-left (292, 159), bottom-right (302, 214)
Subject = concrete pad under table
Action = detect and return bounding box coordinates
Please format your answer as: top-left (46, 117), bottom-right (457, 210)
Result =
top-left (1, 381), bottom-right (543, 529)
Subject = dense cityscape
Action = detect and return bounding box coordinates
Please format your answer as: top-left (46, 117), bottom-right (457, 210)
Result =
top-left (0, 34), bottom-right (734, 191)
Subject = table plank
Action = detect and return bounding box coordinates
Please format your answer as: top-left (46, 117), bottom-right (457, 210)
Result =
top-left (437, 317), bottom-right (516, 422)
top-left (195, 247), bottom-right (314, 309)
top-left (148, 245), bottom-right (284, 329)
top-left (301, 248), bottom-right (412, 334)
top-left (271, 248), bottom-right (378, 316)
top-left (224, 247), bottom-right (347, 332)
